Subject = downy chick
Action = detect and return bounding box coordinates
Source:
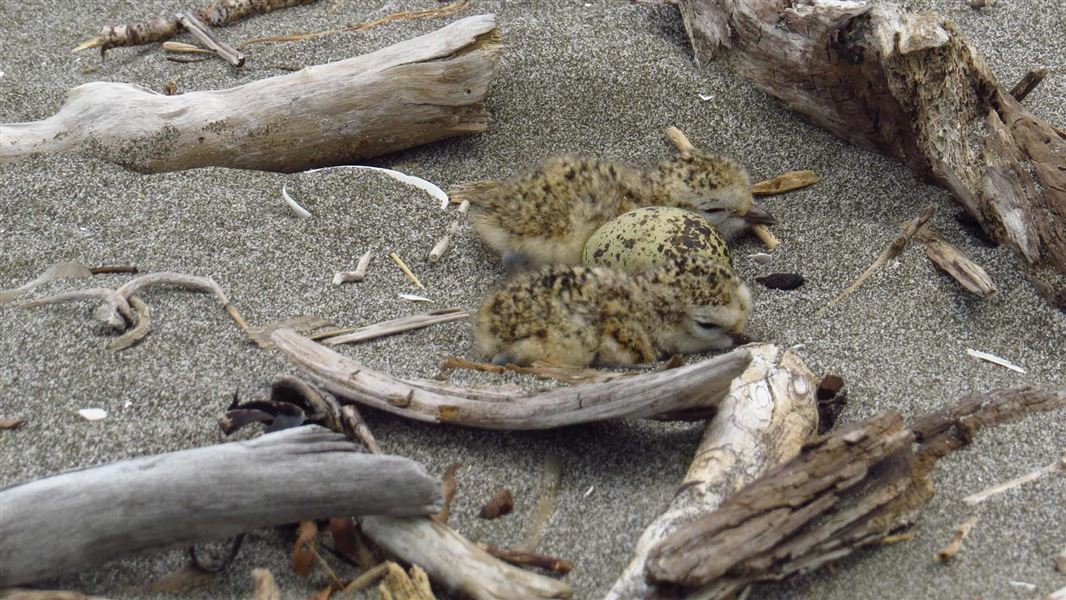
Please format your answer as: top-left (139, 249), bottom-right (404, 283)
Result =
top-left (454, 129), bottom-right (774, 269)
top-left (473, 255), bottom-right (752, 367)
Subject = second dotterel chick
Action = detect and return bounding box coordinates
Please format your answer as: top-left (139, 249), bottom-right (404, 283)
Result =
top-left (453, 128), bottom-right (774, 269)
top-left (473, 255), bottom-right (752, 367)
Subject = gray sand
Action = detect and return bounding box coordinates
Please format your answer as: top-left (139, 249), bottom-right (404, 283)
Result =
top-left (1, 1), bottom-right (1064, 598)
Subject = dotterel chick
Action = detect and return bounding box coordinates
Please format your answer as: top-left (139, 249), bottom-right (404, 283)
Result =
top-left (473, 255), bottom-right (752, 367)
top-left (453, 127), bottom-right (774, 269)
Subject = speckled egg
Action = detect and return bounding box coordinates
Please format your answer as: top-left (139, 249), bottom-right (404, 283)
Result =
top-left (582, 206), bottom-right (732, 271)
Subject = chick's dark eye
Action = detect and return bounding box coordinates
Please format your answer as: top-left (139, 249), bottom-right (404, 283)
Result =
top-left (696, 321), bottom-right (719, 329)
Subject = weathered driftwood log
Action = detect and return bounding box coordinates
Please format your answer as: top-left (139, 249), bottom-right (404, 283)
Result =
top-left (270, 328), bottom-right (752, 429)
top-left (677, 0), bottom-right (1066, 306)
top-left (605, 344), bottom-right (820, 599)
top-left (0, 15), bottom-right (499, 173)
top-left (643, 387), bottom-right (1066, 597)
top-left (0, 426), bottom-right (441, 587)
top-left (361, 517), bottom-right (573, 600)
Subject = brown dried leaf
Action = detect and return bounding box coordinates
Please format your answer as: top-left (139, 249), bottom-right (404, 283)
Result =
top-left (293, 520), bottom-right (318, 577)
top-left (329, 517), bottom-right (357, 556)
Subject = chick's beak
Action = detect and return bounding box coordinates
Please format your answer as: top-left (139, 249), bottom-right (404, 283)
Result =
top-left (742, 204), bottom-right (776, 225)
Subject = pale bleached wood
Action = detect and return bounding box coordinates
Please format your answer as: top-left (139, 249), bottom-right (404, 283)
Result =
top-left (0, 426), bottom-right (441, 587)
top-left (604, 344), bottom-right (819, 600)
top-left (0, 15), bottom-right (499, 173)
top-left (361, 517), bottom-right (573, 600)
top-left (678, 0), bottom-right (1066, 307)
top-left (270, 328), bottom-right (751, 429)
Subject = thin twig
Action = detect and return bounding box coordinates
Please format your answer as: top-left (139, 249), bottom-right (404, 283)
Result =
top-left (934, 516), bottom-right (979, 562)
top-left (106, 295), bottom-right (151, 352)
top-left (478, 544), bottom-right (573, 574)
top-left (751, 225), bottom-right (780, 250)
top-left (341, 405), bottom-right (380, 454)
top-left (341, 562), bottom-right (390, 594)
top-left (388, 252), bottom-right (425, 290)
top-left (89, 265), bottom-right (139, 275)
top-left (962, 452), bottom-right (1064, 506)
top-left (818, 206), bottom-right (935, 316)
top-left (177, 11), bottom-right (245, 67)
top-left (238, 0), bottom-right (469, 47)
top-left (321, 308), bottom-right (468, 346)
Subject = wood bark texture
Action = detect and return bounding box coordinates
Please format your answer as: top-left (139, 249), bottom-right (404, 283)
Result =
top-left (361, 516), bottom-right (573, 599)
top-left (0, 15), bottom-right (499, 173)
top-left (605, 344), bottom-right (820, 599)
top-left (0, 426), bottom-right (441, 587)
top-left (643, 387), bottom-right (1065, 598)
top-left (270, 328), bottom-right (752, 429)
top-left (678, 0), bottom-right (1066, 306)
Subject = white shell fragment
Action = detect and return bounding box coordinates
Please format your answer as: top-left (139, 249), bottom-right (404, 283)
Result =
top-left (281, 183), bottom-right (312, 219)
top-left (398, 293), bottom-right (433, 303)
top-left (750, 253), bottom-right (773, 264)
top-left (965, 349), bottom-right (1027, 374)
top-left (698, 93), bottom-right (713, 101)
top-left (305, 165), bottom-right (450, 209)
top-left (77, 408), bottom-right (108, 421)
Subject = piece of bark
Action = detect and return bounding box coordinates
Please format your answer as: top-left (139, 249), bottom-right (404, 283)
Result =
top-left (915, 225), bottom-right (997, 297)
top-left (0, 426), bottom-right (441, 587)
top-left (1009, 68), bottom-right (1048, 102)
top-left (271, 329), bottom-right (750, 429)
top-left (677, 0), bottom-right (1066, 307)
top-left (643, 387), bottom-right (1065, 597)
top-left (605, 344), bottom-right (819, 600)
top-left (433, 463), bottom-right (462, 524)
top-left (360, 517), bottom-right (572, 599)
top-left (378, 562), bottom-right (436, 600)
top-left (817, 375), bottom-right (845, 401)
top-left (479, 489), bottom-right (514, 520)
top-left (751, 170), bottom-right (820, 196)
top-left (2, 16), bottom-right (499, 174)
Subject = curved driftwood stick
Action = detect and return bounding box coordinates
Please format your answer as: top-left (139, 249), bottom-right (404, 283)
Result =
top-left (1, 15), bottom-right (499, 173)
top-left (605, 344), bottom-right (819, 600)
top-left (678, 0), bottom-right (1066, 306)
top-left (361, 516), bottom-right (573, 600)
top-left (270, 328), bottom-right (752, 429)
top-left (0, 426), bottom-right (441, 587)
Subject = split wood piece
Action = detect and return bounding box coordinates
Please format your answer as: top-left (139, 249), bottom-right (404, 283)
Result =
top-left (334, 250), bottom-right (373, 285)
top-left (341, 405), bottom-right (381, 455)
top-left (961, 451), bottom-right (1065, 506)
top-left (439, 355), bottom-right (631, 385)
top-left (73, 0), bottom-right (319, 53)
top-left (106, 295), bottom-right (150, 352)
top-left (0, 426), bottom-right (441, 587)
top-left (7, 16), bottom-right (500, 174)
top-left (643, 387), bottom-right (1066, 597)
top-left (915, 224), bottom-right (997, 297)
top-left (252, 568), bottom-right (282, 600)
top-left (605, 344), bottom-right (819, 600)
top-left (1009, 68), bottom-right (1048, 102)
top-left (479, 489), bottom-right (514, 519)
top-left (247, 315), bottom-right (334, 349)
top-left (322, 308), bottom-right (469, 346)
top-left (934, 515), bottom-right (979, 562)
top-left (22, 271), bottom-right (248, 334)
top-left (676, 0), bottom-right (1066, 307)
top-left (389, 252), bottom-right (426, 290)
top-left (379, 562), bottom-right (436, 600)
top-left (270, 328), bottom-right (751, 430)
top-left (163, 41), bottom-right (213, 54)
top-left (751, 171), bottom-right (821, 197)
top-left (433, 463), bottom-right (462, 524)
top-left (360, 516), bottom-right (573, 600)
top-left (479, 544), bottom-right (573, 574)
top-left (176, 11), bottom-right (244, 66)
top-left (818, 206), bottom-right (935, 316)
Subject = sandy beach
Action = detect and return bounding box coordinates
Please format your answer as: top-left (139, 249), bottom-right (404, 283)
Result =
top-left (1, 0), bottom-right (1064, 598)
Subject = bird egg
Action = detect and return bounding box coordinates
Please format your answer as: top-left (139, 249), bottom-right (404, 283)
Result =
top-left (582, 206), bottom-right (732, 271)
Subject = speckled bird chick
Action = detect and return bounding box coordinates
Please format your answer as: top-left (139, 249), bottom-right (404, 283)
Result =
top-left (473, 256), bottom-right (752, 367)
top-left (453, 133), bottom-right (774, 269)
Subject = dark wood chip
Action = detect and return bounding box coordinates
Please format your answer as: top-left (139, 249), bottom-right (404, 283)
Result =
top-left (479, 488), bottom-right (515, 520)
top-left (756, 273), bottom-right (805, 290)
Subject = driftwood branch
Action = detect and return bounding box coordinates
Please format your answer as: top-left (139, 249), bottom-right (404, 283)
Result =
top-left (643, 387), bottom-right (1065, 597)
top-left (176, 11), bottom-right (245, 66)
top-left (0, 426), bottom-right (441, 587)
top-left (2, 15), bottom-right (500, 173)
top-left (678, 0), bottom-right (1066, 307)
top-left (270, 328), bottom-right (751, 429)
top-left (360, 517), bottom-right (572, 600)
top-left (605, 344), bottom-right (819, 599)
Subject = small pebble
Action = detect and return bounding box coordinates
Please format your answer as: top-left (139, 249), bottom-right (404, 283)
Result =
top-left (756, 272), bottom-right (805, 290)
